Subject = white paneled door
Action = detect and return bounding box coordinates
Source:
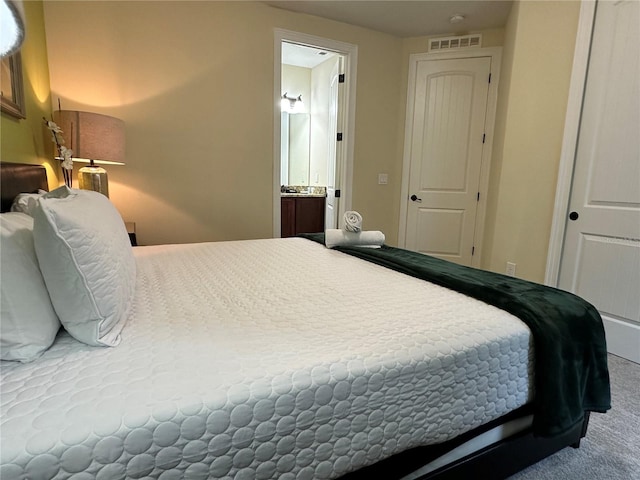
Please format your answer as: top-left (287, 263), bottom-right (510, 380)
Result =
top-left (558, 0), bottom-right (640, 362)
top-left (325, 59), bottom-right (340, 230)
top-left (404, 57), bottom-right (491, 265)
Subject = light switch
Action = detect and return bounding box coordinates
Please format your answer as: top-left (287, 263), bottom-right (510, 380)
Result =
top-left (378, 173), bottom-right (388, 185)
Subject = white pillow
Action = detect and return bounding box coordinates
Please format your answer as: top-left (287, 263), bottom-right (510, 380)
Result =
top-left (33, 187), bottom-right (136, 347)
top-left (0, 212), bottom-right (61, 362)
top-left (10, 189), bottom-right (47, 216)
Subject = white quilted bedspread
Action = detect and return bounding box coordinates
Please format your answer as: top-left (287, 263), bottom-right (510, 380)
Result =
top-left (0, 238), bottom-right (533, 479)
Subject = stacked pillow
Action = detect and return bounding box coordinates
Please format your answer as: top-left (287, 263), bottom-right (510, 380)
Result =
top-left (1, 187), bottom-right (136, 362)
top-left (0, 213), bottom-right (60, 361)
top-left (10, 189), bottom-right (48, 216)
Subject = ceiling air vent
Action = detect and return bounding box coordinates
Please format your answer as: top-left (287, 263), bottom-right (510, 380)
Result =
top-left (428, 34), bottom-right (482, 52)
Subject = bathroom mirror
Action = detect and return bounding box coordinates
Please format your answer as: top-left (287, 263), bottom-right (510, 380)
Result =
top-left (281, 112), bottom-right (310, 186)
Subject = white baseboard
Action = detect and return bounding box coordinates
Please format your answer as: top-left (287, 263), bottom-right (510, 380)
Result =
top-left (602, 315), bottom-right (640, 364)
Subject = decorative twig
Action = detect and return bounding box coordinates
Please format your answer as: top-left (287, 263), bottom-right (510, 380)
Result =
top-left (43, 116), bottom-right (73, 187)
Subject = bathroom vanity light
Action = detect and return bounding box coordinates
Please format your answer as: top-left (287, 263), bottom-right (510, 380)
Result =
top-left (281, 93), bottom-right (303, 112)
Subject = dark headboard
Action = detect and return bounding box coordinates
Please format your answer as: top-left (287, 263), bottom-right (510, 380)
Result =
top-left (1, 162), bottom-right (49, 213)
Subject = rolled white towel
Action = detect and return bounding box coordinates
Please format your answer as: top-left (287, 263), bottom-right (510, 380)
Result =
top-left (343, 211), bottom-right (362, 233)
top-left (325, 229), bottom-right (385, 249)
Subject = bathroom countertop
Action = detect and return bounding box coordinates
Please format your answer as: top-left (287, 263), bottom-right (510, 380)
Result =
top-left (281, 193), bottom-right (326, 198)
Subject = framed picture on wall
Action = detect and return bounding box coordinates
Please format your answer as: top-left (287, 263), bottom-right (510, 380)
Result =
top-left (1, 53), bottom-right (26, 119)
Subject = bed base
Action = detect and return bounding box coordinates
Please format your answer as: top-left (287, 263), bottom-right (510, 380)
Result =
top-left (341, 409), bottom-right (590, 480)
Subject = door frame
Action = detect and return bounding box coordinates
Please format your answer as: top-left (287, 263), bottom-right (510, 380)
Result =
top-left (398, 47), bottom-right (502, 268)
top-left (545, 0), bottom-right (597, 286)
top-left (273, 29), bottom-right (358, 238)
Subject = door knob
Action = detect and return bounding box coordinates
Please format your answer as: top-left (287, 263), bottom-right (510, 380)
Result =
top-left (569, 211), bottom-right (579, 221)
top-left (410, 194), bottom-right (422, 203)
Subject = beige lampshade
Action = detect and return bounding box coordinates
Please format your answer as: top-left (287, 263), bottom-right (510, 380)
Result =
top-left (53, 110), bottom-right (125, 165)
top-left (53, 110), bottom-right (125, 197)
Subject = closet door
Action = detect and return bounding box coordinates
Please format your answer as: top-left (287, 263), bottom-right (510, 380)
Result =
top-left (558, 0), bottom-right (640, 362)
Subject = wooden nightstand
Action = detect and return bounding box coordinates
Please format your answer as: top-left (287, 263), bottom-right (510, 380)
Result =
top-left (125, 221), bottom-right (137, 246)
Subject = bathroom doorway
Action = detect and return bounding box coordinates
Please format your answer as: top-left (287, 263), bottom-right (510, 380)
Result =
top-left (273, 29), bottom-right (357, 237)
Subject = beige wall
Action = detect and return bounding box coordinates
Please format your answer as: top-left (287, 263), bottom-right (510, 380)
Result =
top-left (40, 0), bottom-right (581, 280)
top-left (43, 1), bottom-right (403, 245)
top-left (394, 3), bottom-right (580, 283)
top-left (0, 0), bottom-right (59, 188)
top-left (282, 64), bottom-right (311, 115)
top-left (393, 27), bottom-right (506, 256)
top-left (482, 0), bottom-right (580, 282)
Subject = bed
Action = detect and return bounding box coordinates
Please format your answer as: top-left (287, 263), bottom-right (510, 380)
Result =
top-left (0, 162), bottom-right (610, 479)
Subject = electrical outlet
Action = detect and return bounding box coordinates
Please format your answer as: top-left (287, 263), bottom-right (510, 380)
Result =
top-left (506, 262), bottom-right (516, 277)
top-left (378, 173), bottom-right (388, 185)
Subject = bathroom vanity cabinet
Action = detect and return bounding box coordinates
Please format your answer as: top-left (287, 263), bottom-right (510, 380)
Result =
top-left (281, 195), bottom-right (325, 238)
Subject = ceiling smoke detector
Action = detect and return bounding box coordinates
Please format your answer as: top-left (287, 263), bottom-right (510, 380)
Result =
top-left (449, 14), bottom-right (465, 24)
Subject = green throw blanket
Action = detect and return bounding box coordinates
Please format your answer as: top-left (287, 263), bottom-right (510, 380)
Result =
top-left (299, 233), bottom-right (611, 437)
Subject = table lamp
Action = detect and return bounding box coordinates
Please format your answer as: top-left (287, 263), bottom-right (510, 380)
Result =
top-left (53, 110), bottom-right (125, 197)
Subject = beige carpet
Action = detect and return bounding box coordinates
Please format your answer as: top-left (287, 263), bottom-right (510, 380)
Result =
top-left (510, 354), bottom-right (640, 480)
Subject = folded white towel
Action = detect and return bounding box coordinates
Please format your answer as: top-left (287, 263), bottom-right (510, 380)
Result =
top-left (343, 211), bottom-right (363, 232)
top-left (325, 229), bottom-right (385, 249)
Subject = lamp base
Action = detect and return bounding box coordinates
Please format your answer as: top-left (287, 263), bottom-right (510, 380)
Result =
top-left (78, 165), bottom-right (109, 197)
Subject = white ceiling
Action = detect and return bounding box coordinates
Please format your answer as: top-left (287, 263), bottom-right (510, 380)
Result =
top-left (264, 1), bottom-right (513, 38)
top-left (282, 42), bottom-right (338, 68)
